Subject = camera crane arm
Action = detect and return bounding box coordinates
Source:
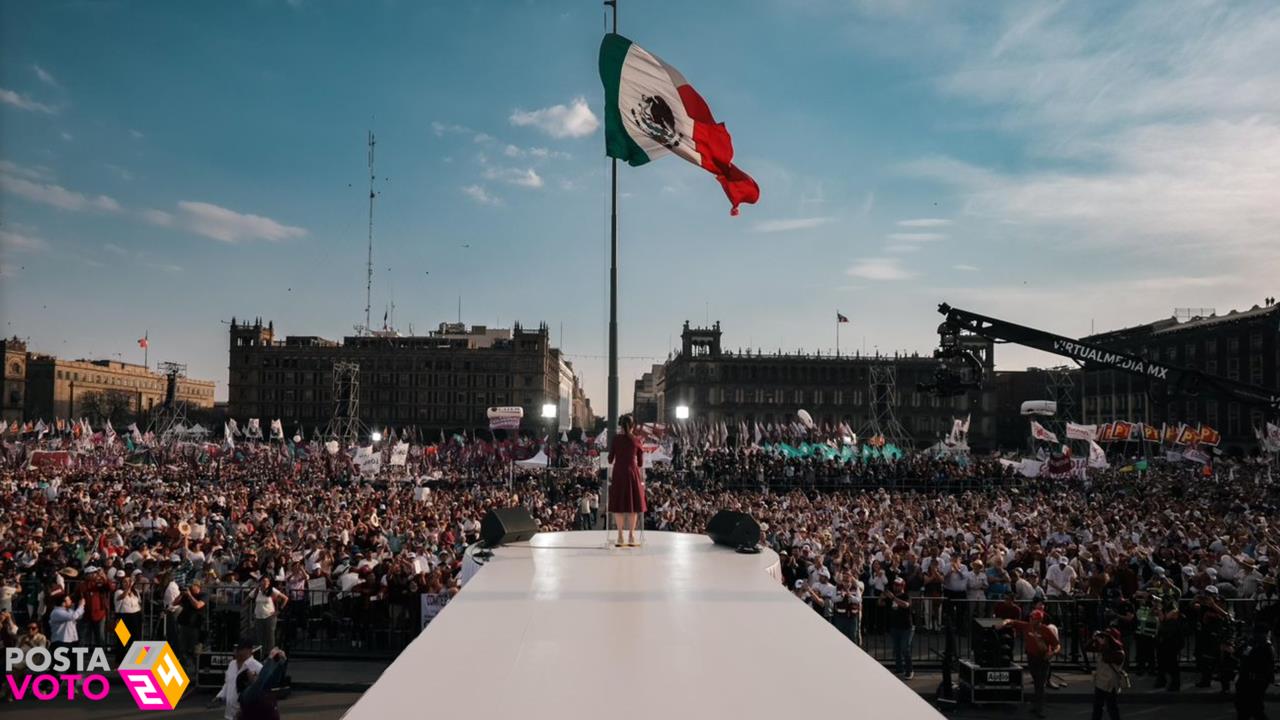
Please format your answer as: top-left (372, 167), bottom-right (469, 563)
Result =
top-left (934, 303), bottom-right (1280, 413)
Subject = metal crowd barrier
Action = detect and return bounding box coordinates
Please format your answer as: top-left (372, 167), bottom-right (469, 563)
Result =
top-left (40, 577), bottom-right (1280, 673)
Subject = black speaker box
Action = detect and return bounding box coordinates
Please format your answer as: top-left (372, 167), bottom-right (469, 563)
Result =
top-left (481, 507), bottom-right (539, 547)
top-left (705, 510), bottom-right (761, 549)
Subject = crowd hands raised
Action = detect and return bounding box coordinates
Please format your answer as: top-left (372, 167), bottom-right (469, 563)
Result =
top-left (1, 435), bottom-right (1278, 704)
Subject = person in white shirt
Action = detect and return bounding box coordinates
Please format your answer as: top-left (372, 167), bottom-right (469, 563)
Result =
top-left (248, 576), bottom-right (288, 656)
top-left (1045, 556), bottom-right (1076, 598)
top-left (113, 574), bottom-right (143, 659)
top-left (49, 595), bottom-right (85, 647)
top-left (161, 573), bottom-right (182, 641)
top-left (214, 638), bottom-right (262, 720)
top-left (1013, 568), bottom-right (1037, 603)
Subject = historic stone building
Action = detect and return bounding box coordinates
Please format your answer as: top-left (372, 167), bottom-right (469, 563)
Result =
top-left (2, 338), bottom-right (29, 423)
top-left (650, 322), bottom-right (997, 448)
top-left (1079, 301), bottom-right (1280, 454)
top-left (226, 318), bottom-right (592, 435)
top-left (631, 364), bottom-right (663, 423)
top-left (3, 338), bottom-right (216, 421)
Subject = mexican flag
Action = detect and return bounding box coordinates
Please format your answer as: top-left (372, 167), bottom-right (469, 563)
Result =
top-left (599, 33), bottom-right (760, 215)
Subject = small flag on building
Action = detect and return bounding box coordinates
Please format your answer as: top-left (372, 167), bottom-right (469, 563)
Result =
top-left (137, 335), bottom-right (148, 349)
top-left (837, 312), bottom-right (849, 323)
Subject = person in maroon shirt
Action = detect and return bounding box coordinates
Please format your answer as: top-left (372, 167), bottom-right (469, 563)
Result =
top-left (79, 566), bottom-right (115, 647)
top-left (607, 415), bottom-right (646, 547)
top-left (1002, 609), bottom-right (1061, 718)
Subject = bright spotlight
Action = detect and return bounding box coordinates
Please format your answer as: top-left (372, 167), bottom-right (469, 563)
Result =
top-left (370, 431), bottom-right (383, 443)
top-left (541, 403), bottom-right (557, 419)
top-left (675, 405), bottom-right (690, 420)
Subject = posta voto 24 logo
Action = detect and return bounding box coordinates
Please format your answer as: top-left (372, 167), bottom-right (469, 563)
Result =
top-left (4, 619), bottom-right (190, 711)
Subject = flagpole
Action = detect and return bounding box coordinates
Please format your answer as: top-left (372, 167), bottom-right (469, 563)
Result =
top-left (143, 331), bottom-right (148, 370)
top-left (603, 0), bottom-right (618, 544)
top-left (835, 314), bottom-right (840, 357)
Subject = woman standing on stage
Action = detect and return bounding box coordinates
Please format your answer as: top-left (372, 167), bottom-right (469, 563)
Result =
top-left (608, 414), bottom-right (647, 547)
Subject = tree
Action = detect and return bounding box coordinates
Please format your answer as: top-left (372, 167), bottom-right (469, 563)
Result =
top-left (79, 390), bottom-right (136, 426)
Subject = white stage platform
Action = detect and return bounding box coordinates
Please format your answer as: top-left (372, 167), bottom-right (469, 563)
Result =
top-left (343, 531), bottom-right (941, 719)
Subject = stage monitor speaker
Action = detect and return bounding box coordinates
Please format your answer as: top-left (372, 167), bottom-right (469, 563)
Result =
top-left (481, 507), bottom-right (539, 548)
top-left (706, 510), bottom-right (761, 549)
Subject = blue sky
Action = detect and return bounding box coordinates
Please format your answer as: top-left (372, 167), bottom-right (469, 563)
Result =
top-left (3, 0), bottom-right (1278, 411)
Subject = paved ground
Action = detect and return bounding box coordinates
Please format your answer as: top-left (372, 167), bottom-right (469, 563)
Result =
top-left (7, 687), bottom-right (1275, 719)
top-left (1, 690), bottom-right (362, 719)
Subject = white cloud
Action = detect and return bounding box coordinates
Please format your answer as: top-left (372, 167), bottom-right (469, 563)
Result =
top-left (906, 119), bottom-right (1280, 260)
top-left (106, 164), bottom-right (134, 181)
top-left (846, 257), bottom-right (916, 281)
top-left (509, 97), bottom-right (599, 139)
top-left (431, 121), bottom-right (472, 138)
top-left (898, 218), bottom-right (951, 227)
top-left (752, 217), bottom-right (834, 233)
top-left (103, 243), bottom-right (129, 256)
top-left (482, 167), bottom-right (543, 189)
top-left (129, 129), bottom-right (144, 140)
top-left (0, 160), bottom-right (53, 181)
top-left (32, 64), bottom-right (59, 88)
top-left (0, 174), bottom-right (119, 212)
top-left (0, 229), bottom-right (48, 253)
top-left (60, 131), bottom-right (73, 142)
top-left (886, 232), bottom-right (946, 242)
top-left (141, 209), bottom-right (174, 226)
top-left (953, 263), bottom-right (980, 271)
top-left (0, 88), bottom-right (56, 114)
top-left (462, 184), bottom-right (502, 206)
top-left (503, 144), bottom-right (569, 160)
top-left (884, 244), bottom-right (921, 253)
top-left (164, 201), bottom-right (307, 243)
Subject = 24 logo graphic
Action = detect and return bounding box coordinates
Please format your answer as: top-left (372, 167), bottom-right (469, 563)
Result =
top-left (115, 620), bottom-right (190, 711)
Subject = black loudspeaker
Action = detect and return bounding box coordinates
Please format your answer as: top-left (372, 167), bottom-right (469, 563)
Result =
top-left (706, 510), bottom-right (761, 549)
top-left (481, 507), bottom-right (539, 547)
top-left (971, 618), bottom-right (1015, 666)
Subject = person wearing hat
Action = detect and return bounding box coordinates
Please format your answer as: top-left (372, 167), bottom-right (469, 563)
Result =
top-left (1088, 626), bottom-right (1128, 720)
top-left (881, 576), bottom-right (915, 680)
top-left (79, 565), bottom-right (114, 649)
top-left (213, 637), bottom-right (262, 720)
top-left (1001, 609), bottom-right (1061, 718)
top-left (1192, 585), bottom-right (1233, 691)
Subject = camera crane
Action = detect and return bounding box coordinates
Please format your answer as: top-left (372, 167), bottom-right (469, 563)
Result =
top-left (920, 303), bottom-right (1280, 414)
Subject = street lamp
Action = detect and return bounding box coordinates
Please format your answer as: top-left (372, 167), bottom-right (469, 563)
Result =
top-left (675, 405), bottom-right (690, 420)
top-left (541, 404), bottom-right (557, 468)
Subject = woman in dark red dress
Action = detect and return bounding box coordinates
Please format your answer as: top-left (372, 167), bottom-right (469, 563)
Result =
top-left (608, 414), bottom-right (646, 547)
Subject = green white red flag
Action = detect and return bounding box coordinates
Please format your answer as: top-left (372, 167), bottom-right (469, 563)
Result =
top-left (598, 33), bottom-right (760, 215)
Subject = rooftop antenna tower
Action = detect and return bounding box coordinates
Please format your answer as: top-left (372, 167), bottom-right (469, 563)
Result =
top-left (363, 130), bottom-right (377, 335)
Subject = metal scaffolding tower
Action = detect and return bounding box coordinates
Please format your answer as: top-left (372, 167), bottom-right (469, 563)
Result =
top-left (148, 361), bottom-right (189, 441)
top-left (1045, 365), bottom-right (1077, 440)
top-left (325, 361), bottom-right (364, 443)
top-left (862, 364), bottom-right (913, 449)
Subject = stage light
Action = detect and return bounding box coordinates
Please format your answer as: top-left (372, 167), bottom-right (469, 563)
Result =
top-left (370, 431), bottom-right (383, 443)
top-left (675, 405), bottom-right (690, 420)
top-left (541, 403), bottom-right (557, 419)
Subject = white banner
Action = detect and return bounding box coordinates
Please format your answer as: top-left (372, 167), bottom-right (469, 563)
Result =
top-left (1030, 420), bottom-right (1059, 444)
top-left (420, 593), bottom-right (449, 630)
top-left (1087, 440), bottom-right (1109, 469)
top-left (353, 446), bottom-right (381, 476)
top-left (390, 441), bottom-right (410, 467)
top-left (1066, 423), bottom-right (1098, 441)
top-left (1183, 448), bottom-right (1211, 465)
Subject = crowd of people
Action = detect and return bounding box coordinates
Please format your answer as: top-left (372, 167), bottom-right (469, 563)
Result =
top-left (1, 434), bottom-right (1278, 714)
